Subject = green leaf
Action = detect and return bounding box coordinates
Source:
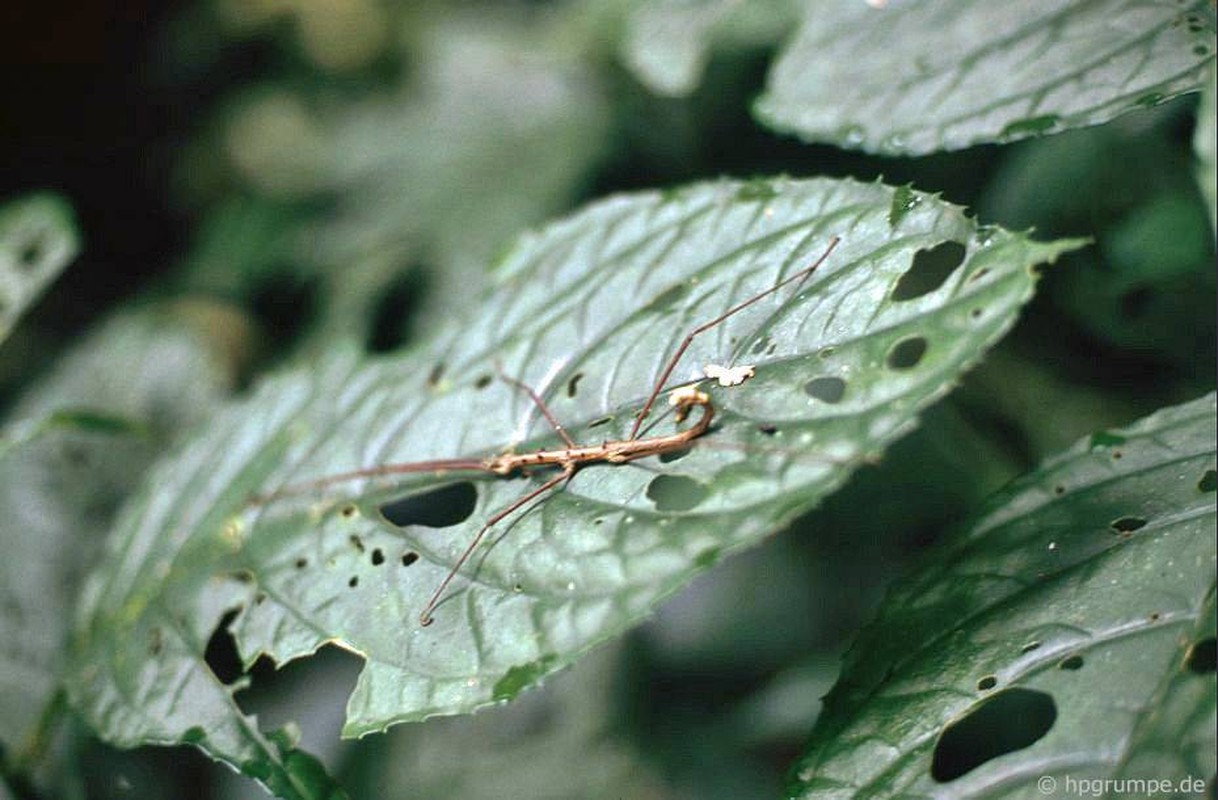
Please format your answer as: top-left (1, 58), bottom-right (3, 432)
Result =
top-left (0, 309), bottom-right (242, 791)
top-left (65, 177), bottom-right (1083, 776)
top-left (620, 0), bottom-right (797, 97)
top-left (757, 0), bottom-right (1218, 155)
top-left (0, 193), bottom-right (79, 344)
top-left (788, 393), bottom-right (1217, 798)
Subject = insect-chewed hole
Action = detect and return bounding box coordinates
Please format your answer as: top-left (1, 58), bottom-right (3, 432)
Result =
top-left (886, 336), bottom-right (928, 370)
top-left (348, 533), bottom-right (365, 552)
top-left (930, 688), bottom-right (1057, 783)
top-left (1199, 469), bottom-right (1216, 493)
top-left (1020, 641), bottom-right (1041, 654)
top-left (474, 373), bottom-right (493, 390)
top-left (804, 375), bottom-right (846, 404)
top-left (1110, 516), bottom-right (1147, 534)
top-left (566, 372), bottom-right (584, 398)
top-left (370, 548), bottom-right (384, 566)
top-left (1059, 654), bottom-right (1084, 671)
top-left (757, 423), bottom-right (779, 436)
top-left (892, 241), bottom-right (966, 301)
top-left (251, 272), bottom-right (320, 354)
top-left (646, 474), bottom-right (709, 512)
top-left (347, 575), bottom-right (359, 588)
top-left (294, 557), bottom-right (308, 570)
top-left (976, 675), bottom-right (997, 691)
top-left (380, 482), bottom-right (477, 528)
top-left (204, 609), bottom-right (244, 685)
top-left (367, 270), bottom-right (428, 353)
top-left (401, 551), bottom-right (419, 567)
top-left (1186, 637), bottom-right (1216, 674)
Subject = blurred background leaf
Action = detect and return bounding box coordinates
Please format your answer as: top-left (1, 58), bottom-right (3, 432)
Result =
top-left (757, 0), bottom-right (1217, 155)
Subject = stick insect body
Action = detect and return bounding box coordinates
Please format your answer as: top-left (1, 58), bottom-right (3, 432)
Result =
top-left (257, 236), bottom-right (841, 626)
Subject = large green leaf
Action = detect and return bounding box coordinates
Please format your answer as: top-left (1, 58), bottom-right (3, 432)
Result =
top-left (0, 309), bottom-right (241, 791)
top-left (0, 193), bottom-right (79, 345)
top-left (789, 393), bottom-right (1217, 798)
top-left (757, 0), bottom-right (1218, 156)
top-left (65, 178), bottom-right (1082, 785)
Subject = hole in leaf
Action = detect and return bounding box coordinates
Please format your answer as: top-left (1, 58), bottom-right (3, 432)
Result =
top-left (348, 575), bottom-right (359, 588)
top-left (1186, 637), bottom-right (1216, 674)
top-left (930, 688), bottom-right (1056, 782)
top-left (758, 423), bottom-right (778, 436)
top-left (251, 272), bottom-right (319, 353)
top-left (367, 270), bottom-right (428, 353)
top-left (370, 548), bottom-right (384, 566)
top-left (340, 504), bottom-right (357, 519)
top-left (646, 474), bottom-right (709, 512)
top-left (886, 336), bottom-right (928, 370)
top-left (977, 675), bottom-right (997, 691)
top-left (401, 551), bottom-right (419, 567)
top-left (204, 610), bottom-right (243, 685)
top-left (1020, 641), bottom-right (1041, 654)
top-left (1053, 485), bottom-right (1065, 495)
top-left (380, 482), bottom-right (477, 528)
top-left (474, 374), bottom-right (493, 390)
top-left (294, 557), bottom-right (307, 570)
top-left (1199, 470), bottom-right (1216, 493)
top-left (348, 534), bottom-right (365, 553)
top-left (892, 241), bottom-right (966, 301)
top-left (1059, 655), bottom-right (1084, 671)
top-left (566, 372), bottom-right (583, 398)
top-left (1111, 516), bottom-right (1147, 534)
top-left (804, 376), bottom-right (846, 403)
top-left (970, 307), bottom-right (984, 320)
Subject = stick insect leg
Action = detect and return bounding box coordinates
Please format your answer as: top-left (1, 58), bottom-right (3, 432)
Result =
top-left (418, 464), bottom-right (575, 626)
top-left (629, 236), bottom-right (841, 440)
top-left (496, 366), bottom-right (577, 449)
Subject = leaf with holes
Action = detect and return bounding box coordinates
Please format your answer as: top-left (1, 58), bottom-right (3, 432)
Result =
top-left (788, 393), bottom-right (1217, 798)
top-left (0, 193), bottom-right (79, 344)
top-left (757, 0), bottom-right (1218, 155)
top-left (64, 177), bottom-right (1083, 787)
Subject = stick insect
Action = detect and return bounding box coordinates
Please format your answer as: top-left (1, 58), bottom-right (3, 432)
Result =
top-left (257, 236), bottom-right (841, 626)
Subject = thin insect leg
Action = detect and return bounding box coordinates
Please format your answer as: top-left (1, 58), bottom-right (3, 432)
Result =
top-left (495, 366), bottom-right (577, 449)
top-left (250, 457), bottom-right (493, 505)
top-left (418, 464), bottom-right (576, 626)
top-left (629, 236), bottom-right (841, 440)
